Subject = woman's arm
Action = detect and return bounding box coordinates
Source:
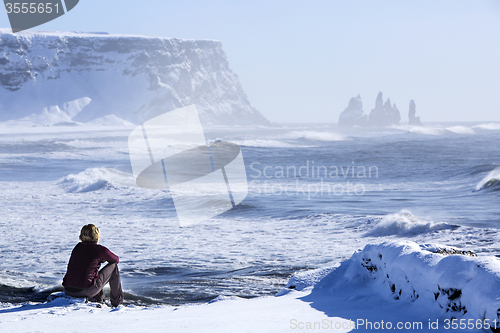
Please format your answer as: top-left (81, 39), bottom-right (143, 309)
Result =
top-left (99, 245), bottom-right (120, 263)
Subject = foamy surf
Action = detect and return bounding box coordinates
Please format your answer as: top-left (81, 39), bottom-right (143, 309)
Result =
top-left (473, 123), bottom-right (500, 130)
top-left (445, 126), bottom-right (475, 134)
top-left (366, 210), bottom-right (456, 237)
top-left (232, 139), bottom-right (305, 148)
top-left (395, 125), bottom-right (445, 135)
top-left (284, 131), bottom-right (345, 141)
top-left (57, 167), bottom-right (136, 193)
top-left (394, 124), bottom-right (481, 136)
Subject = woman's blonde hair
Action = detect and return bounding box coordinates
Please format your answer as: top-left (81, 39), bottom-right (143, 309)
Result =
top-left (79, 224), bottom-right (100, 243)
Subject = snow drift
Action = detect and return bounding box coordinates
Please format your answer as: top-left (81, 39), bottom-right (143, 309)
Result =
top-left (283, 241), bottom-right (500, 326)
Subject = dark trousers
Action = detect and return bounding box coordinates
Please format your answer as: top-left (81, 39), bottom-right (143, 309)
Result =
top-left (64, 263), bottom-right (123, 307)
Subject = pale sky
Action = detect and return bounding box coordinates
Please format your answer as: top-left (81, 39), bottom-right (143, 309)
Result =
top-left (1, 0), bottom-right (499, 123)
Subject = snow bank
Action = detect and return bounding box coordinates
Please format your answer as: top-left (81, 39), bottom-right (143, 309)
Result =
top-left (57, 168), bottom-right (136, 193)
top-left (0, 290), bottom-right (338, 333)
top-left (285, 241), bottom-right (500, 327)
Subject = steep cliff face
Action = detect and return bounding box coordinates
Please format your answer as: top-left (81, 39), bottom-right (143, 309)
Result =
top-left (0, 30), bottom-right (270, 126)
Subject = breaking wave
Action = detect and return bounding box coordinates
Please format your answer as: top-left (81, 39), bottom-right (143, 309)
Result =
top-left (57, 167), bottom-right (136, 193)
top-left (232, 139), bottom-right (305, 148)
top-left (395, 125), bottom-right (445, 136)
top-left (298, 131), bottom-right (345, 141)
top-left (395, 125), bottom-right (485, 136)
top-left (232, 130), bottom-right (344, 147)
top-left (284, 131), bottom-right (345, 141)
top-left (473, 123), bottom-right (500, 130)
top-left (445, 126), bottom-right (475, 134)
top-left (365, 210), bottom-right (456, 237)
top-left (475, 167), bottom-right (500, 192)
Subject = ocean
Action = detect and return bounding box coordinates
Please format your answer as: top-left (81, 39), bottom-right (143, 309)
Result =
top-left (0, 122), bottom-right (499, 306)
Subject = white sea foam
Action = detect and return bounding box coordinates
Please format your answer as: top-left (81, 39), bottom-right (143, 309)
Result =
top-left (57, 167), bottom-right (136, 193)
top-left (232, 139), bottom-right (304, 148)
top-left (473, 123), bottom-right (500, 130)
top-left (395, 125), bottom-right (476, 136)
top-left (393, 125), bottom-right (446, 135)
top-left (366, 210), bottom-right (455, 236)
top-left (446, 126), bottom-right (475, 134)
top-left (284, 131), bottom-right (345, 141)
top-left (231, 130), bottom-right (344, 147)
top-left (62, 139), bottom-right (126, 149)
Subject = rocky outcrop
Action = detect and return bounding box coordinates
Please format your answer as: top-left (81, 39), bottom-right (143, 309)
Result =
top-left (0, 30), bottom-right (271, 126)
top-left (338, 94), bottom-right (368, 127)
top-left (368, 92), bottom-right (401, 126)
top-left (408, 100), bottom-right (423, 126)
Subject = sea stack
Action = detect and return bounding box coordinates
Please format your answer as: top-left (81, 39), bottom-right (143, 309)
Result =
top-left (368, 92), bottom-right (401, 126)
top-left (408, 100), bottom-right (423, 126)
top-left (338, 94), bottom-right (368, 127)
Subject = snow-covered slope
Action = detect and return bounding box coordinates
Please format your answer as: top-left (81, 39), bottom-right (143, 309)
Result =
top-left (0, 29), bottom-right (270, 126)
top-left (282, 241), bottom-right (500, 329)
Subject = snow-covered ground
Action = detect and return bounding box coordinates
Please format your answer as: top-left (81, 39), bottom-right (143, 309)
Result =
top-left (2, 240), bottom-right (500, 333)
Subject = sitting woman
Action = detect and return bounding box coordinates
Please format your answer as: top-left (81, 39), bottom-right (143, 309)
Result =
top-left (62, 224), bottom-right (123, 307)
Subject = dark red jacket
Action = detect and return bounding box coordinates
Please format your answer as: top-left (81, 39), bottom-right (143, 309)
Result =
top-left (62, 242), bottom-right (119, 289)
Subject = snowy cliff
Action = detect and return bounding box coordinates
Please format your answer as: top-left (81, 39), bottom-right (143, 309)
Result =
top-left (0, 30), bottom-right (270, 126)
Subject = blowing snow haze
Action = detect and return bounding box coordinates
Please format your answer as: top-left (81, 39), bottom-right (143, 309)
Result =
top-left (0, 29), bottom-right (271, 127)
